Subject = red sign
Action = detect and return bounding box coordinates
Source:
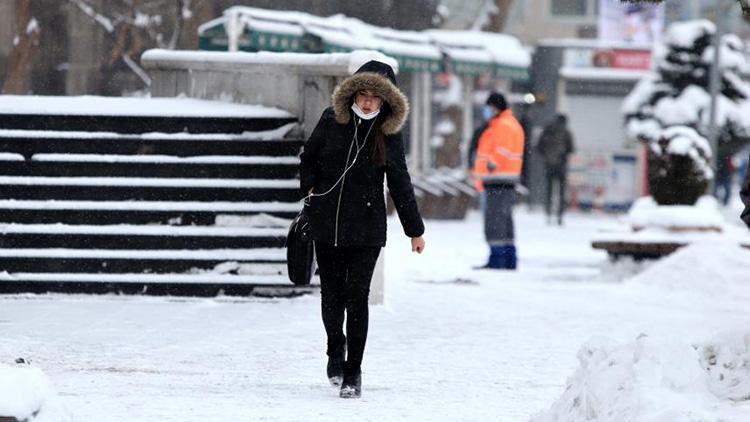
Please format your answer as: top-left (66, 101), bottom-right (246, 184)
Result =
top-left (611, 49), bottom-right (651, 70)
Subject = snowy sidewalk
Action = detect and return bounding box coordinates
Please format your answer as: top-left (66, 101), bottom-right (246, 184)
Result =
top-left (1, 209), bottom-right (749, 421)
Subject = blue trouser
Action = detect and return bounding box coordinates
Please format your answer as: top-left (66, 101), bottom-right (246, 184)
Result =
top-left (483, 180), bottom-right (517, 269)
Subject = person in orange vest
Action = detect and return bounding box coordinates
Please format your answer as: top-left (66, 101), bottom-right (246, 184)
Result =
top-left (473, 92), bottom-right (525, 269)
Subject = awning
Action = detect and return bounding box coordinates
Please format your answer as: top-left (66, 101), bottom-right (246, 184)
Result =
top-left (426, 30), bottom-right (531, 80)
top-left (197, 6), bottom-right (529, 80)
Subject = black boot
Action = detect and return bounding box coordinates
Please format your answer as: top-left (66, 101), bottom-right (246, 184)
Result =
top-left (327, 356), bottom-right (344, 387)
top-left (339, 365), bottom-right (362, 399)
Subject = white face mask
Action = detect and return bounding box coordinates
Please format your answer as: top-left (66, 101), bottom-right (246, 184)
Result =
top-left (351, 102), bottom-right (381, 120)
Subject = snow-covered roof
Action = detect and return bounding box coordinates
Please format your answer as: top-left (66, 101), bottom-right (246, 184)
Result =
top-left (426, 29), bottom-right (531, 68)
top-left (198, 6), bottom-right (530, 78)
top-left (222, 6), bottom-right (442, 61)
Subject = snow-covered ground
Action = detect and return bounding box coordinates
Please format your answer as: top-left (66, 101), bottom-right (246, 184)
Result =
top-left (1, 208), bottom-right (749, 421)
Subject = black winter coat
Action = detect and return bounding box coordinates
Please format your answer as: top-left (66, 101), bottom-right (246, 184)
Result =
top-left (299, 107), bottom-right (424, 247)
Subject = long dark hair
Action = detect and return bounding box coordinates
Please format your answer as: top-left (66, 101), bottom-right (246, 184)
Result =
top-left (370, 102), bottom-right (391, 166)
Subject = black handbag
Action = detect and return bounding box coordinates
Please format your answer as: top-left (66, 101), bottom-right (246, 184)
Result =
top-left (286, 207), bottom-right (316, 286)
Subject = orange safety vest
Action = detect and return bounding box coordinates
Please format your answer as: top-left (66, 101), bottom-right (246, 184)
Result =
top-left (473, 109), bottom-right (525, 192)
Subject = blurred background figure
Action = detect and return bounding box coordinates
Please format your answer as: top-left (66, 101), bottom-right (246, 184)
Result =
top-left (536, 113), bottom-right (574, 225)
top-left (714, 144), bottom-right (736, 206)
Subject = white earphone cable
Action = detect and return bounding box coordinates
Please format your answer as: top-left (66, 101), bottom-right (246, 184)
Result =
top-left (304, 116), bottom-right (376, 204)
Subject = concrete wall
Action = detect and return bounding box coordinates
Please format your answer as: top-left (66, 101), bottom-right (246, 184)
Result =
top-left (141, 51), bottom-right (352, 136)
top-left (505, 0), bottom-right (597, 45)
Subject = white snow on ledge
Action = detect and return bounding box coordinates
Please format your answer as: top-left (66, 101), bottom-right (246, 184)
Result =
top-left (0, 95), bottom-right (294, 118)
top-left (628, 195), bottom-right (725, 229)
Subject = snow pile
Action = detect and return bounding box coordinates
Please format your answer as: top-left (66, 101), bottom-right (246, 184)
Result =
top-left (626, 239), bottom-right (750, 300)
top-left (628, 195), bottom-right (724, 230)
top-left (0, 362), bottom-right (69, 422)
top-left (531, 333), bottom-right (750, 422)
top-left (702, 332), bottom-right (750, 403)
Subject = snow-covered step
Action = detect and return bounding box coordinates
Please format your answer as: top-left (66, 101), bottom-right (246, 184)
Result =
top-left (0, 95), bottom-right (296, 134)
top-left (0, 224), bottom-right (287, 236)
top-left (0, 96), bottom-right (305, 295)
top-left (0, 154), bottom-right (300, 179)
top-left (0, 247), bottom-right (286, 260)
top-left (0, 131), bottom-right (304, 157)
top-left (0, 224), bottom-right (288, 249)
top-left (0, 176), bottom-right (299, 188)
top-left (0, 199), bottom-right (301, 212)
top-left (0, 176), bottom-right (300, 202)
top-left (0, 199), bottom-right (300, 227)
top-left (0, 122), bottom-right (298, 141)
top-left (0, 272), bottom-right (292, 284)
top-left (31, 154), bottom-right (300, 164)
top-left (0, 248), bottom-right (287, 274)
top-left (0, 273), bottom-right (314, 296)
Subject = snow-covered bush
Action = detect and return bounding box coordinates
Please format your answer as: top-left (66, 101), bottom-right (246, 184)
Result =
top-left (623, 20), bottom-right (750, 205)
top-left (647, 126), bottom-right (712, 205)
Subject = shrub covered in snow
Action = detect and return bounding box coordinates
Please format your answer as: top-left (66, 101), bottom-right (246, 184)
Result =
top-left (531, 332), bottom-right (750, 422)
top-left (623, 20), bottom-right (750, 205)
top-left (0, 362), bottom-right (69, 422)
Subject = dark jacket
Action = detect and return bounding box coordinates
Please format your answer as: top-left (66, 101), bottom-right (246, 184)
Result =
top-left (299, 61), bottom-right (424, 247)
top-left (537, 116), bottom-right (574, 170)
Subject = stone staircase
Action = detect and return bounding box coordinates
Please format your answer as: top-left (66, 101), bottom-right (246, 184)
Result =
top-left (0, 97), bottom-right (308, 296)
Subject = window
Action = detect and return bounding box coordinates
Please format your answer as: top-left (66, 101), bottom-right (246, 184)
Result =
top-left (551, 0), bottom-right (588, 16)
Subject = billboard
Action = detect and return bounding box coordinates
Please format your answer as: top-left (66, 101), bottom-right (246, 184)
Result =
top-left (598, 0), bottom-right (665, 45)
top-left (567, 151), bottom-right (639, 211)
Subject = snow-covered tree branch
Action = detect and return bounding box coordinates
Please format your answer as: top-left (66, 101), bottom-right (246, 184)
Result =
top-left (65, 0), bottom-right (194, 89)
top-left (623, 20), bottom-right (750, 205)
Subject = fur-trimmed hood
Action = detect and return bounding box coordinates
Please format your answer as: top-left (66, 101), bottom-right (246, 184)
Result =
top-left (332, 61), bottom-right (409, 135)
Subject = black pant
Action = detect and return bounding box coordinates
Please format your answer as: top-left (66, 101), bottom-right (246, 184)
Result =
top-left (315, 242), bottom-right (381, 372)
top-left (545, 167), bottom-right (567, 223)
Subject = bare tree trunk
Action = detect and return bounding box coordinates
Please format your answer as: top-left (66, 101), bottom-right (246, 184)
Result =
top-left (177, 0), bottom-right (217, 49)
top-left (486, 0), bottom-right (513, 33)
top-left (2, 0), bottom-right (41, 94)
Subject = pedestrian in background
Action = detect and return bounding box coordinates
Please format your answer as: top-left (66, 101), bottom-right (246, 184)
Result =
top-left (714, 146), bottom-right (735, 206)
top-left (741, 150), bottom-right (750, 228)
top-left (536, 113), bottom-right (575, 225)
top-left (473, 92), bottom-right (525, 270)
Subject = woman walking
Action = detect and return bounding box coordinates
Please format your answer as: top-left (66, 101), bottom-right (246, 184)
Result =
top-left (299, 60), bottom-right (425, 399)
